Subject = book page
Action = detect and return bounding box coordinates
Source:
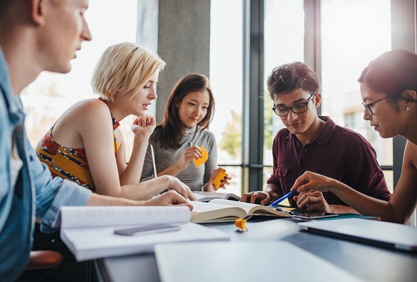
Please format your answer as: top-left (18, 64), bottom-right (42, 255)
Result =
top-left (208, 199), bottom-right (261, 213)
top-left (193, 192), bottom-right (241, 202)
top-left (191, 201), bottom-right (242, 213)
top-left (60, 206), bottom-right (191, 229)
top-left (190, 201), bottom-right (247, 222)
top-left (208, 199), bottom-right (291, 218)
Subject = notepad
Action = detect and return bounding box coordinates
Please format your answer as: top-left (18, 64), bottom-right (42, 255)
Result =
top-left (193, 146), bottom-right (208, 167)
top-left (155, 241), bottom-right (361, 282)
top-left (298, 218), bottom-right (417, 252)
top-left (60, 206), bottom-right (230, 261)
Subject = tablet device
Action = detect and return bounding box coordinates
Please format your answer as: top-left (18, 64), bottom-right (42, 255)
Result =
top-left (298, 218), bottom-right (417, 252)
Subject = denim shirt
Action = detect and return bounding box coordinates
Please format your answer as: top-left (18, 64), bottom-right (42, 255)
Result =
top-left (0, 49), bottom-right (92, 281)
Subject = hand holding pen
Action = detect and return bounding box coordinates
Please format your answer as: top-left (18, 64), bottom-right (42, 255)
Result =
top-left (268, 190), bottom-right (297, 208)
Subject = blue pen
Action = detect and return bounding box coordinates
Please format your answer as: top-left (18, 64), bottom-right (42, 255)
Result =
top-left (268, 190), bottom-right (297, 208)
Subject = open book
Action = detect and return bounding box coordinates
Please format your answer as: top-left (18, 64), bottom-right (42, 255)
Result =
top-left (191, 199), bottom-right (292, 223)
top-left (60, 206), bottom-right (229, 261)
top-left (193, 191), bottom-right (241, 202)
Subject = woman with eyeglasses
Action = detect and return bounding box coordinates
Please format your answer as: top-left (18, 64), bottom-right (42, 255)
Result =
top-left (240, 62), bottom-right (391, 214)
top-left (291, 50), bottom-right (417, 223)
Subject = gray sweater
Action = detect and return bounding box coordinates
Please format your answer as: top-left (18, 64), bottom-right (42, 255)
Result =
top-left (141, 127), bottom-right (217, 191)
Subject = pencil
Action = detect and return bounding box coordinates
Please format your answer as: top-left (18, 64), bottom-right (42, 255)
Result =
top-left (150, 144), bottom-right (157, 178)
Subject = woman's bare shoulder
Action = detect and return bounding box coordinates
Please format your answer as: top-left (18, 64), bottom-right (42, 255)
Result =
top-left (404, 141), bottom-right (417, 169)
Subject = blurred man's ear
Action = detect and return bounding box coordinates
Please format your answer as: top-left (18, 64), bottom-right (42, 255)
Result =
top-left (30, 0), bottom-right (46, 26)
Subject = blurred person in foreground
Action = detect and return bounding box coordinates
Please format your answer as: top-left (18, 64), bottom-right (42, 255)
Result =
top-left (0, 0), bottom-right (191, 281)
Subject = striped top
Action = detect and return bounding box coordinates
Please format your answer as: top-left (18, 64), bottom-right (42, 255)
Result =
top-left (36, 100), bottom-right (120, 192)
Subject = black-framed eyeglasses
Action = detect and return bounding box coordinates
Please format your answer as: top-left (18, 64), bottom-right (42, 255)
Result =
top-left (361, 97), bottom-right (388, 115)
top-left (272, 93), bottom-right (315, 117)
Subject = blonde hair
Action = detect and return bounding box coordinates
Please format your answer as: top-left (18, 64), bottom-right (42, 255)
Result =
top-left (91, 42), bottom-right (165, 101)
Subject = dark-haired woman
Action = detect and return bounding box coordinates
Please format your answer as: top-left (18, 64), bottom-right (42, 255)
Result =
top-left (141, 74), bottom-right (230, 192)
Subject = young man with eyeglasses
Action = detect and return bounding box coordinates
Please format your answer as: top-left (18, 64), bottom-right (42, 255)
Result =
top-left (240, 62), bottom-right (391, 214)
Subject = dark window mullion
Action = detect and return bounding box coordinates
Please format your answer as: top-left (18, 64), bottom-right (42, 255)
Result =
top-left (242, 0), bottom-right (264, 193)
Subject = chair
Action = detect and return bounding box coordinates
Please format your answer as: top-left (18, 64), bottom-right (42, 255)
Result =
top-left (15, 251), bottom-right (64, 282)
top-left (25, 250), bottom-right (63, 270)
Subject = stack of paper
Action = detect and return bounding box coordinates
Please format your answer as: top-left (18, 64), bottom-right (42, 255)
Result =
top-left (60, 206), bottom-right (230, 261)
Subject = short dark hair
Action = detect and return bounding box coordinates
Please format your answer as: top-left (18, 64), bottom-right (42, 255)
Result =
top-left (0, 0), bottom-right (14, 19)
top-left (358, 50), bottom-right (417, 100)
top-left (267, 62), bottom-right (320, 100)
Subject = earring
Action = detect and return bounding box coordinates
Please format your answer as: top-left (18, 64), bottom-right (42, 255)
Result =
top-left (407, 107), bottom-right (411, 112)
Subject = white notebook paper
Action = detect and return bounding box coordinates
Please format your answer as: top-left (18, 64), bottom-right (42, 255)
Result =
top-left (60, 206), bottom-right (230, 261)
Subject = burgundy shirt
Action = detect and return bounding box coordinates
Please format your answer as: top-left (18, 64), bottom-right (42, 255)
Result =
top-left (267, 116), bottom-right (391, 207)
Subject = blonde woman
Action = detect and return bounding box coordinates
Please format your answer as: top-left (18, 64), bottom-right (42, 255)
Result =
top-left (36, 42), bottom-right (195, 201)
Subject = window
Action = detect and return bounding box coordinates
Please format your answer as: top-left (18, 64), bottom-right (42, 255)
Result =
top-left (263, 0), bottom-right (304, 186)
top-left (320, 0), bottom-right (393, 191)
top-left (210, 0), bottom-right (243, 196)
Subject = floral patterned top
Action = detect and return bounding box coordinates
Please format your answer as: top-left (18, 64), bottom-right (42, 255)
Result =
top-left (35, 98), bottom-right (120, 192)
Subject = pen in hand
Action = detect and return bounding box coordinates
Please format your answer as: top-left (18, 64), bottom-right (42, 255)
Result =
top-left (268, 190), bottom-right (297, 208)
top-left (150, 144), bottom-right (157, 179)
